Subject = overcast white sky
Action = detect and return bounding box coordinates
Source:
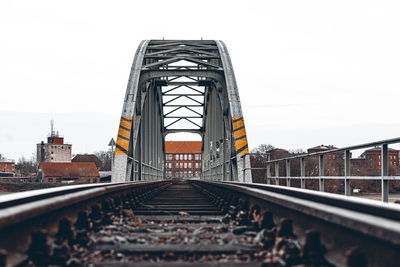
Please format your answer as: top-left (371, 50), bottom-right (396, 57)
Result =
top-left (1, 0), bottom-right (400, 161)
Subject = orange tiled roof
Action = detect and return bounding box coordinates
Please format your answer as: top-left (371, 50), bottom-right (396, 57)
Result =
top-left (165, 141), bottom-right (201, 154)
top-left (41, 162), bottom-right (100, 178)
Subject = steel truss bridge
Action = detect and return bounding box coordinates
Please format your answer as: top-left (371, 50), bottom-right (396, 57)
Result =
top-left (113, 40), bottom-right (251, 183)
top-left (1, 39), bottom-right (400, 266)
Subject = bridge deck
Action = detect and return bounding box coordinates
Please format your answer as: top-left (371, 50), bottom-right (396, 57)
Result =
top-left (0, 180), bottom-right (399, 266)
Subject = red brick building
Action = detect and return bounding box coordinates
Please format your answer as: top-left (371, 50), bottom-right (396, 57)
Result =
top-left (165, 141), bottom-right (202, 178)
top-left (0, 161), bottom-right (15, 177)
top-left (307, 145), bottom-right (343, 160)
top-left (38, 162), bottom-right (100, 183)
top-left (360, 147), bottom-right (399, 169)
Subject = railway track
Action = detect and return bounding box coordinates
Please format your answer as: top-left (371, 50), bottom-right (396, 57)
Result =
top-left (0, 180), bottom-right (399, 266)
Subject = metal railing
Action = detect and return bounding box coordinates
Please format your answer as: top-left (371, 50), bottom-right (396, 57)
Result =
top-left (128, 158), bottom-right (163, 181)
top-left (242, 137), bottom-right (400, 202)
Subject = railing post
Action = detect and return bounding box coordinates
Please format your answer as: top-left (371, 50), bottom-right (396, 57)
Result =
top-left (319, 154), bottom-right (324, 192)
top-left (275, 162), bottom-right (279, 185)
top-left (266, 162), bottom-right (271, 184)
top-left (300, 157), bottom-right (305, 189)
top-left (344, 150), bottom-right (351, 196)
top-left (286, 160), bottom-right (291, 187)
top-left (382, 144), bottom-right (389, 202)
top-left (138, 162), bottom-right (142, 181)
top-left (242, 154), bottom-right (246, 183)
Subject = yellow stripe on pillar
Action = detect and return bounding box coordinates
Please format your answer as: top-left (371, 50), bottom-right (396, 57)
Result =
top-left (232, 116), bottom-right (249, 156)
top-left (115, 116), bottom-right (133, 155)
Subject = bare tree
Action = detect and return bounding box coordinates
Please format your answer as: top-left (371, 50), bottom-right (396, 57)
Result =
top-left (15, 155), bottom-right (38, 176)
top-left (94, 150), bottom-right (113, 171)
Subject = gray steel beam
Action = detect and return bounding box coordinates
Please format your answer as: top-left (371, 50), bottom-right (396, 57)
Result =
top-left (113, 40), bottom-right (251, 183)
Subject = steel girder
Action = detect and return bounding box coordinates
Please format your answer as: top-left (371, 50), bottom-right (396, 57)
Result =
top-left (112, 40), bottom-right (251, 183)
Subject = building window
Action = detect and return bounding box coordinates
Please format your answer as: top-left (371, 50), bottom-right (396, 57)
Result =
top-left (169, 154), bottom-right (173, 160)
top-left (184, 163), bottom-right (187, 168)
top-left (180, 154), bottom-right (183, 160)
top-left (188, 154), bottom-right (192, 160)
top-left (168, 163), bottom-right (172, 169)
top-left (188, 163), bottom-right (192, 168)
top-left (184, 154), bottom-right (187, 160)
top-left (175, 154), bottom-right (179, 160)
top-left (195, 163), bottom-right (199, 168)
top-left (175, 163), bottom-right (179, 168)
top-left (48, 178), bottom-right (53, 182)
top-left (333, 155), bottom-right (335, 159)
top-left (184, 171), bottom-right (187, 177)
top-left (180, 163), bottom-right (183, 168)
top-left (188, 171), bottom-right (192, 176)
top-left (195, 154), bottom-right (199, 160)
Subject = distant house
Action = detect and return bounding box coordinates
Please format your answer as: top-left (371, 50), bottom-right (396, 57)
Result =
top-left (165, 141), bottom-right (202, 178)
top-left (307, 145), bottom-right (338, 153)
top-left (38, 162), bottom-right (100, 183)
top-left (36, 124), bottom-right (72, 163)
top-left (0, 160), bottom-right (15, 177)
top-left (360, 147), bottom-right (399, 169)
top-left (72, 154), bottom-right (102, 170)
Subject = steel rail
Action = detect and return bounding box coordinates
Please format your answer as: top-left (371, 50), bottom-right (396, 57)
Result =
top-left (192, 180), bottom-right (400, 266)
top-left (1, 180), bottom-right (399, 266)
top-left (216, 181), bottom-right (400, 222)
top-left (0, 181), bottom-right (168, 230)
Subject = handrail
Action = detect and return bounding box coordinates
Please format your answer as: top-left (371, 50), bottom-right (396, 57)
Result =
top-left (241, 137), bottom-right (400, 202)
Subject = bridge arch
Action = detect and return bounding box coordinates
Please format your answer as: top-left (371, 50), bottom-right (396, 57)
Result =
top-left (112, 40), bottom-right (251, 183)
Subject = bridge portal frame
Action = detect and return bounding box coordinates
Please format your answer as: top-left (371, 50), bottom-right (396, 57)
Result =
top-left (112, 40), bottom-right (251, 183)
